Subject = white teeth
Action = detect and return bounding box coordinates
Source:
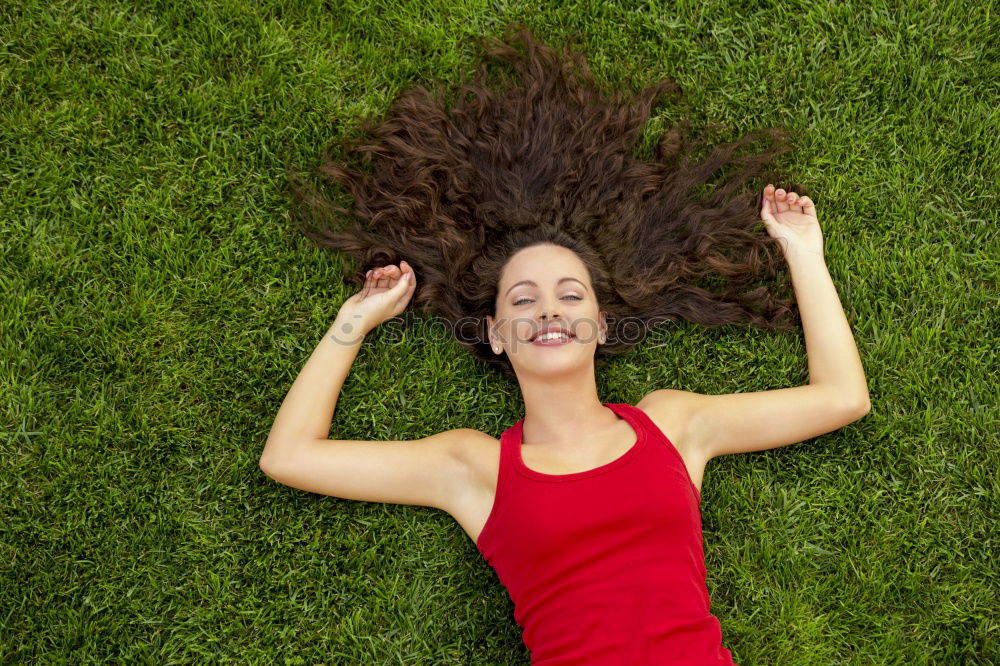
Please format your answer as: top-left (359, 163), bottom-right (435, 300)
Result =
top-left (535, 332), bottom-right (570, 342)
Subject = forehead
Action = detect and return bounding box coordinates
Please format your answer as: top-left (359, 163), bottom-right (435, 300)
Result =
top-left (502, 245), bottom-right (585, 281)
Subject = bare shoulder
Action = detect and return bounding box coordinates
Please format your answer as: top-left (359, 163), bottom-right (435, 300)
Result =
top-left (635, 389), bottom-right (711, 489)
top-left (636, 389), bottom-right (703, 445)
top-left (433, 427), bottom-right (498, 487)
top-left (439, 428), bottom-right (501, 542)
top-left (432, 427), bottom-right (501, 499)
top-left (445, 427), bottom-right (500, 466)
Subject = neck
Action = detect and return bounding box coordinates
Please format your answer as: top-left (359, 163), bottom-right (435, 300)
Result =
top-left (517, 363), bottom-right (618, 450)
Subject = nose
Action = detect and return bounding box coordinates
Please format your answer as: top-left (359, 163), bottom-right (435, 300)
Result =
top-left (532, 297), bottom-right (565, 339)
top-left (538, 299), bottom-right (561, 321)
top-left (537, 304), bottom-right (564, 327)
top-left (539, 307), bottom-right (560, 320)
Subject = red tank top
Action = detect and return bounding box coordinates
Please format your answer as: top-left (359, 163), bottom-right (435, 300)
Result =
top-left (475, 402), bottom-right (738, 665)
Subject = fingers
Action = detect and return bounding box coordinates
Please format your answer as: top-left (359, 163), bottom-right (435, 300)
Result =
top-left (362, 269), bottom-right (375, 297)
top-left (784, 191), bottom-right (815, 214)
top-left (760, 187), bottom-right (773, 219)
top-left (367, 261), bottom-right (416, 292)
top-left (368, 264), bottom-right (395, 291)
top-left (773, 187), bottom-right (789, 214)
top-left (394, 267), bottom-right (416, 313)
top-left (362, 266), bottom-right (389, 297)
top-left (786, 191), bottom-right (803, 212)
top-left (761, 184), bottom-right (778, 220)
top-left (764, 184), bottom-right (814, 215)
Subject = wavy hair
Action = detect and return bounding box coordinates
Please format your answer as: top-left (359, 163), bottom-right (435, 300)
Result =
top-left (286, 22), bottom-right (806, 378)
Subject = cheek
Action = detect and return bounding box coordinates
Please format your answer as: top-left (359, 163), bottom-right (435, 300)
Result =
top-left (570, 318), bottom-right (601, 343)
top-left (492, 315), bottom-right (531, 347)
top-left (514, 322), bottom-right (534, 346)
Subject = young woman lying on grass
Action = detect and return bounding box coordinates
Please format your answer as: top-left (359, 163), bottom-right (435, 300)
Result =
top-left (259, 23), bottom-right (871, 665)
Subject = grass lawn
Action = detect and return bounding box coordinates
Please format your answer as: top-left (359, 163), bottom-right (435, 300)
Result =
top-left (2, 1), bottom-right (996, 663)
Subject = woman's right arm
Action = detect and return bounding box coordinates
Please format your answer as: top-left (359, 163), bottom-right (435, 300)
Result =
top-left (260, 312), bottom-right (369, 451)
top-left (258, 262), bottom-right (475, 512)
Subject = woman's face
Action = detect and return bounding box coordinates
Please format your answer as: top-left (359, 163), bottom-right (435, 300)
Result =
top-left (486, 244), bottom-right (606, 376)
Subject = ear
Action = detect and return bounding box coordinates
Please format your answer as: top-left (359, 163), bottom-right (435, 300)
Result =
top-left (599, 311), bottom-right (608, 344)
top-left (485, 315), bottom-right (500, 354)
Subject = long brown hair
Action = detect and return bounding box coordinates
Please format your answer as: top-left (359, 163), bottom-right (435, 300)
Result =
top-left (287, 23), bottom-right (806, 378)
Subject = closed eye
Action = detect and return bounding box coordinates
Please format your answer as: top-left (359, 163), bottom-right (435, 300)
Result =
top-left (513, 295), bottom-right (583, 306)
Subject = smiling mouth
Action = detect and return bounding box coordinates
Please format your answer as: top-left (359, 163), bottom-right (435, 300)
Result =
top-left (531, 331), bottom-right (575, 344)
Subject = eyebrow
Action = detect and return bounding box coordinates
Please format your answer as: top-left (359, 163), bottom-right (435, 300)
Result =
top-left (504, 277), bottom-right (588, 298)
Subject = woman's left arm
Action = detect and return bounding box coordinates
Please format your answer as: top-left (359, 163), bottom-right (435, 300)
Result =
top-left (642, 185), bottom-right (871, 461)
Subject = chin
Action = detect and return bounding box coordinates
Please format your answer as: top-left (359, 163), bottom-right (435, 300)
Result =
top-left (515, 348), bottom-right (593, 371)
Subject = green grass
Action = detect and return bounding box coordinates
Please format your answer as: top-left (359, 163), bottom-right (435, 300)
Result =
top-left (1, 0), bottom-right (997, 663)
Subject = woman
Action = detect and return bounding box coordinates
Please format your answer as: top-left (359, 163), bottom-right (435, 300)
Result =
top-left (260, 24), bottom-right (871, 665)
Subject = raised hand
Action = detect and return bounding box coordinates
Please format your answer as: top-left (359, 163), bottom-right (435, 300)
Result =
top-left (760, 184), bottom-right (824, 259)
top-left (339, 260), bottom-right (417, 335)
